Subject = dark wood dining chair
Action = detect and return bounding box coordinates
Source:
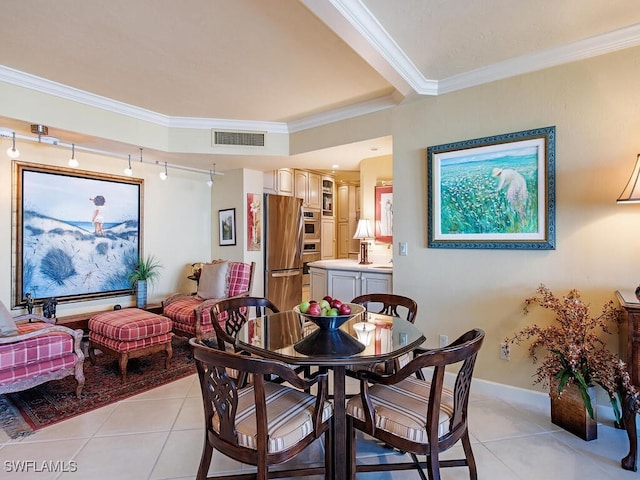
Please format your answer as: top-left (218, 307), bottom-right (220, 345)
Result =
top-left (351, 293), bottom-right (418, 324)
top-left (211, 296), bottom-right (309, 384)
top-left (190, 338), bottom-right (333, 480)
top-left (346, 293), bottom-right (419, 376)
top-left (346, 328), bottom-right (485, 480)
top-left (210, 296), bottom-right (280, 351)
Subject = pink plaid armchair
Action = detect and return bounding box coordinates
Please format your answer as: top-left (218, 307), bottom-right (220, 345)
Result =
top-left (0, 302), bottom-right (85, 398)
top-left (163, 261), bottom-right (255, 340)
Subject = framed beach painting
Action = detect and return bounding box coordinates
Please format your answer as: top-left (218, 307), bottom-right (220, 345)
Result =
top-left (218, 208), bottom-right (236, 246)
top-left (12, 161), bottom-right (143, 307)
top-left (427, 126), bottom-right (555, 249)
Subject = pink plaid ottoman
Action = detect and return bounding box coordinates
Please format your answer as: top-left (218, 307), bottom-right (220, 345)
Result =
top-left (88, 309), bottom-right (173, 383)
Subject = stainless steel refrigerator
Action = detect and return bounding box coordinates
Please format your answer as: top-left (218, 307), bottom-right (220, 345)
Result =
top-left (264, 194), bottom-right (304, 311)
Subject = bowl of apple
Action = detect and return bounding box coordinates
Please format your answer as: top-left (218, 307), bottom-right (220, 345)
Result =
top-left (293, 296), bottom-right (365, 330)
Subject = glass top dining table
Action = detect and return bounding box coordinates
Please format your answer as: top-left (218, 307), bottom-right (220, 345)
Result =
top-left (236, 309), bottom-right (426, 480)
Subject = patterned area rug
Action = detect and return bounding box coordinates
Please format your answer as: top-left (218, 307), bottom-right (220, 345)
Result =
top-left (0, 337), bottom-right (195, 439)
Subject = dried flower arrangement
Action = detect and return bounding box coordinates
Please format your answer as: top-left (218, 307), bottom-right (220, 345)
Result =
top-left (506, 284), bottom-right (636, 426)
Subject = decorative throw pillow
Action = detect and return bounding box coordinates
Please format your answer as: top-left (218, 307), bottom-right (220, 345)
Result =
top-left (0, 300), bottom-right (19, 337)
top-left (197, 261), bottom-right (229, 299)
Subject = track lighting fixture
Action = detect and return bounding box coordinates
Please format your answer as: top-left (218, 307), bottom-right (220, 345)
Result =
top-left (68, 143), bottom-right (79, 167)
top-left (124, 154), bottom-right (133, 176)
top-left (207, 163), bottom-right (216, 187)
top-left (6, 132), bottom-right (19, 159)
top-left (0, 125), bottom-right (225, 181)
top-left (159, 161), bottom-right (168, 180)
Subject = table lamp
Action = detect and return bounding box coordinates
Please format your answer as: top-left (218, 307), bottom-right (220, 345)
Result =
top-left (353, 219), bottom-right (374, 265)
top-left (617, 153), bottom-right (640, 298)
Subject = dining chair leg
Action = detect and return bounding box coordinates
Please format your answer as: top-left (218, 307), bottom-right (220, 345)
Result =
top-left (347, 417), bottom-right (356, 479)
top-left (325, 420), bottom-right (334, 479)
top-left (197, 436), bottom-right (213, 480)
top-left (461, 430), bottom-right (478, 480)
top-left (426, 450), bottom-right (441, 480)
top-left (410, 453), bottom-right (429, 480)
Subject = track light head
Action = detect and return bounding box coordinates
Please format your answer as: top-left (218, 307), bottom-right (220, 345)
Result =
top-left (68, 143), bottom-right (79, 167)
top-left (6, 132), bottom-right (19, 159)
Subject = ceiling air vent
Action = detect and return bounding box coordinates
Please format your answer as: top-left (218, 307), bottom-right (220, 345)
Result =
top-left (213, 130), bottom-right (265, 147)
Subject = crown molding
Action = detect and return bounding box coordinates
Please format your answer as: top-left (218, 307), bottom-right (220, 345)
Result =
top-left (0, 65), bottom-right (171, 125)
top-left (324, 0), bottom-right (433, 95)
top-left (0, 64), bottom-right (392, 135)
top-left (167, 116), bottom-right (289, 134)
top-left (327, 3), bottom-right (640, 96)
top-left (288, 95), bottom-right (397, 133)
top-left (438, 22), bottom-right (640, 95)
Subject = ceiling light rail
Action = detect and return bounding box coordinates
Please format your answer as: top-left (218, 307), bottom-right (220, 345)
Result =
top-left (0, 128), bottom-right (224, 177)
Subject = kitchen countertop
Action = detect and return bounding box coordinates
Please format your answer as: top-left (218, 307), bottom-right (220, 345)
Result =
top-left (307, 259), bottom-right (393, 273)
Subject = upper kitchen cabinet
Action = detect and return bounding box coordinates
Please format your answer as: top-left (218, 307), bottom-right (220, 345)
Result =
top-left (322, 177), bottom-right (334, 217)
top-left (295, 169), bottom-right (321, 210)
top-left (264, 168), bottom-right (295, 196)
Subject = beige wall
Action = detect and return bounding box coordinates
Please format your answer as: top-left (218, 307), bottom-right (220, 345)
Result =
top-left (391, 46), bottom-right (640, 394)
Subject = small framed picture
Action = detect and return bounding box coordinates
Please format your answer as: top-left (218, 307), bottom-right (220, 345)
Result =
top-left (218, 208), bottom-right (236, 246)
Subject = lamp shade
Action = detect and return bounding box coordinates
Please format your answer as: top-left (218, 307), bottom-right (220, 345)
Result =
top-left (618, 153), bottom-right (640, 203)
top-left (353, 219), bottom-right (374, 239)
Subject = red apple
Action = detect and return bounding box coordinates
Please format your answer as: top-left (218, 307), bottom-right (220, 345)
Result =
top-left (323, 295), bottom-right (333, 303)
top-left (338, 303), bottom-right (351, 315)
top-left (309, 300), bottom-right (318, 304)
top-left (331, 299), bottom-right (343, 309)
top-left (306, 303), bottom-right (322, 316)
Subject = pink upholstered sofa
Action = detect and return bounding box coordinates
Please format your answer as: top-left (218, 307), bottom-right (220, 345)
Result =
top-left (0, 302), bottom-right (85, 398)
top-left (163, 260), bottom-right (255, 340)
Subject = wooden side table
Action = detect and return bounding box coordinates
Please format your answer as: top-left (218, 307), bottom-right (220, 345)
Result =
top-left (615, 290), bottom-right (640, 471)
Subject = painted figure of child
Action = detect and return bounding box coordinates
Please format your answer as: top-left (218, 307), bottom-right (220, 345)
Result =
top-left (90, 195), bottom-right (106, 236)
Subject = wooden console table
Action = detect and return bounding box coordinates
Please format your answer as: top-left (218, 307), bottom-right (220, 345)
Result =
top-left (615, 290), bottom-right (640, 471)
top-left (55, 304), bottom-right (163, 331)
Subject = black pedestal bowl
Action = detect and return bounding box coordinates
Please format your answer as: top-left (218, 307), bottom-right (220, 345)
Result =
top-left (293, 303), bottom-right (366, 356)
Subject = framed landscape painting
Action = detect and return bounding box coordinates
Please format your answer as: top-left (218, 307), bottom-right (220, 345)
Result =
top-left (12, 162), bottom-right (143, 307)
top-left (427, 126), bottom-right (555, 249)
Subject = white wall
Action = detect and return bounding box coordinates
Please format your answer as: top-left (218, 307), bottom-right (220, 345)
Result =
top-left (211, 168), bottom-right (265, 296)
top-left (0, 141), bottom-right (213, 315)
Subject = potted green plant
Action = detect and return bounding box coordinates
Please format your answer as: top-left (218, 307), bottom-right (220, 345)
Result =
top-left (506, 285), bottom-right (636, 439)
top-left (128, 254), bottom-right (162, 308)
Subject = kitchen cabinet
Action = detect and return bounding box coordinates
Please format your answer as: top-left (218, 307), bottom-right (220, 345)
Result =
top-left (321, 218), bottom-right (335, 259)
top-left (308, 260), bottom-right (392, 301)
top-left (337, 222), bottom-right (350, 258)
top-left (263, 168), bottom-right (294, 196)
top-left (295, 170), bottom-right (321, 210)
top-left (322, 177), bottom-right (334, 217)
top-left (327, 270), bottom-right (391, 301)
top-left (337, 183), bottom-right (359, 259)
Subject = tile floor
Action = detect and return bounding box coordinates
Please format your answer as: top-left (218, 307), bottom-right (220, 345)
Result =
top-left (0, 373), bottom-right (638, 479)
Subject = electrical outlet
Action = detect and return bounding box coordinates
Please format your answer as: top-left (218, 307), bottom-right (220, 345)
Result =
top-left (500, 341), bottom-right (510, 361)
top-left (439, 334), bottom-right (448, 347)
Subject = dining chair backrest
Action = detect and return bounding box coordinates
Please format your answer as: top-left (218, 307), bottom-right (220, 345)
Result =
top-left (211, 296), bottom-right (280, 351)
top-left (189, 338), bottom-right (332, 480)
top-left (351, 293), bottom-right (418, 323)
top-left (346, 328), bottom-right (484, 479)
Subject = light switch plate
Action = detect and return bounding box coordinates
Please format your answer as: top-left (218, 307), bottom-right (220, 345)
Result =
top-left (399, 242), bottom-right (408, 256)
